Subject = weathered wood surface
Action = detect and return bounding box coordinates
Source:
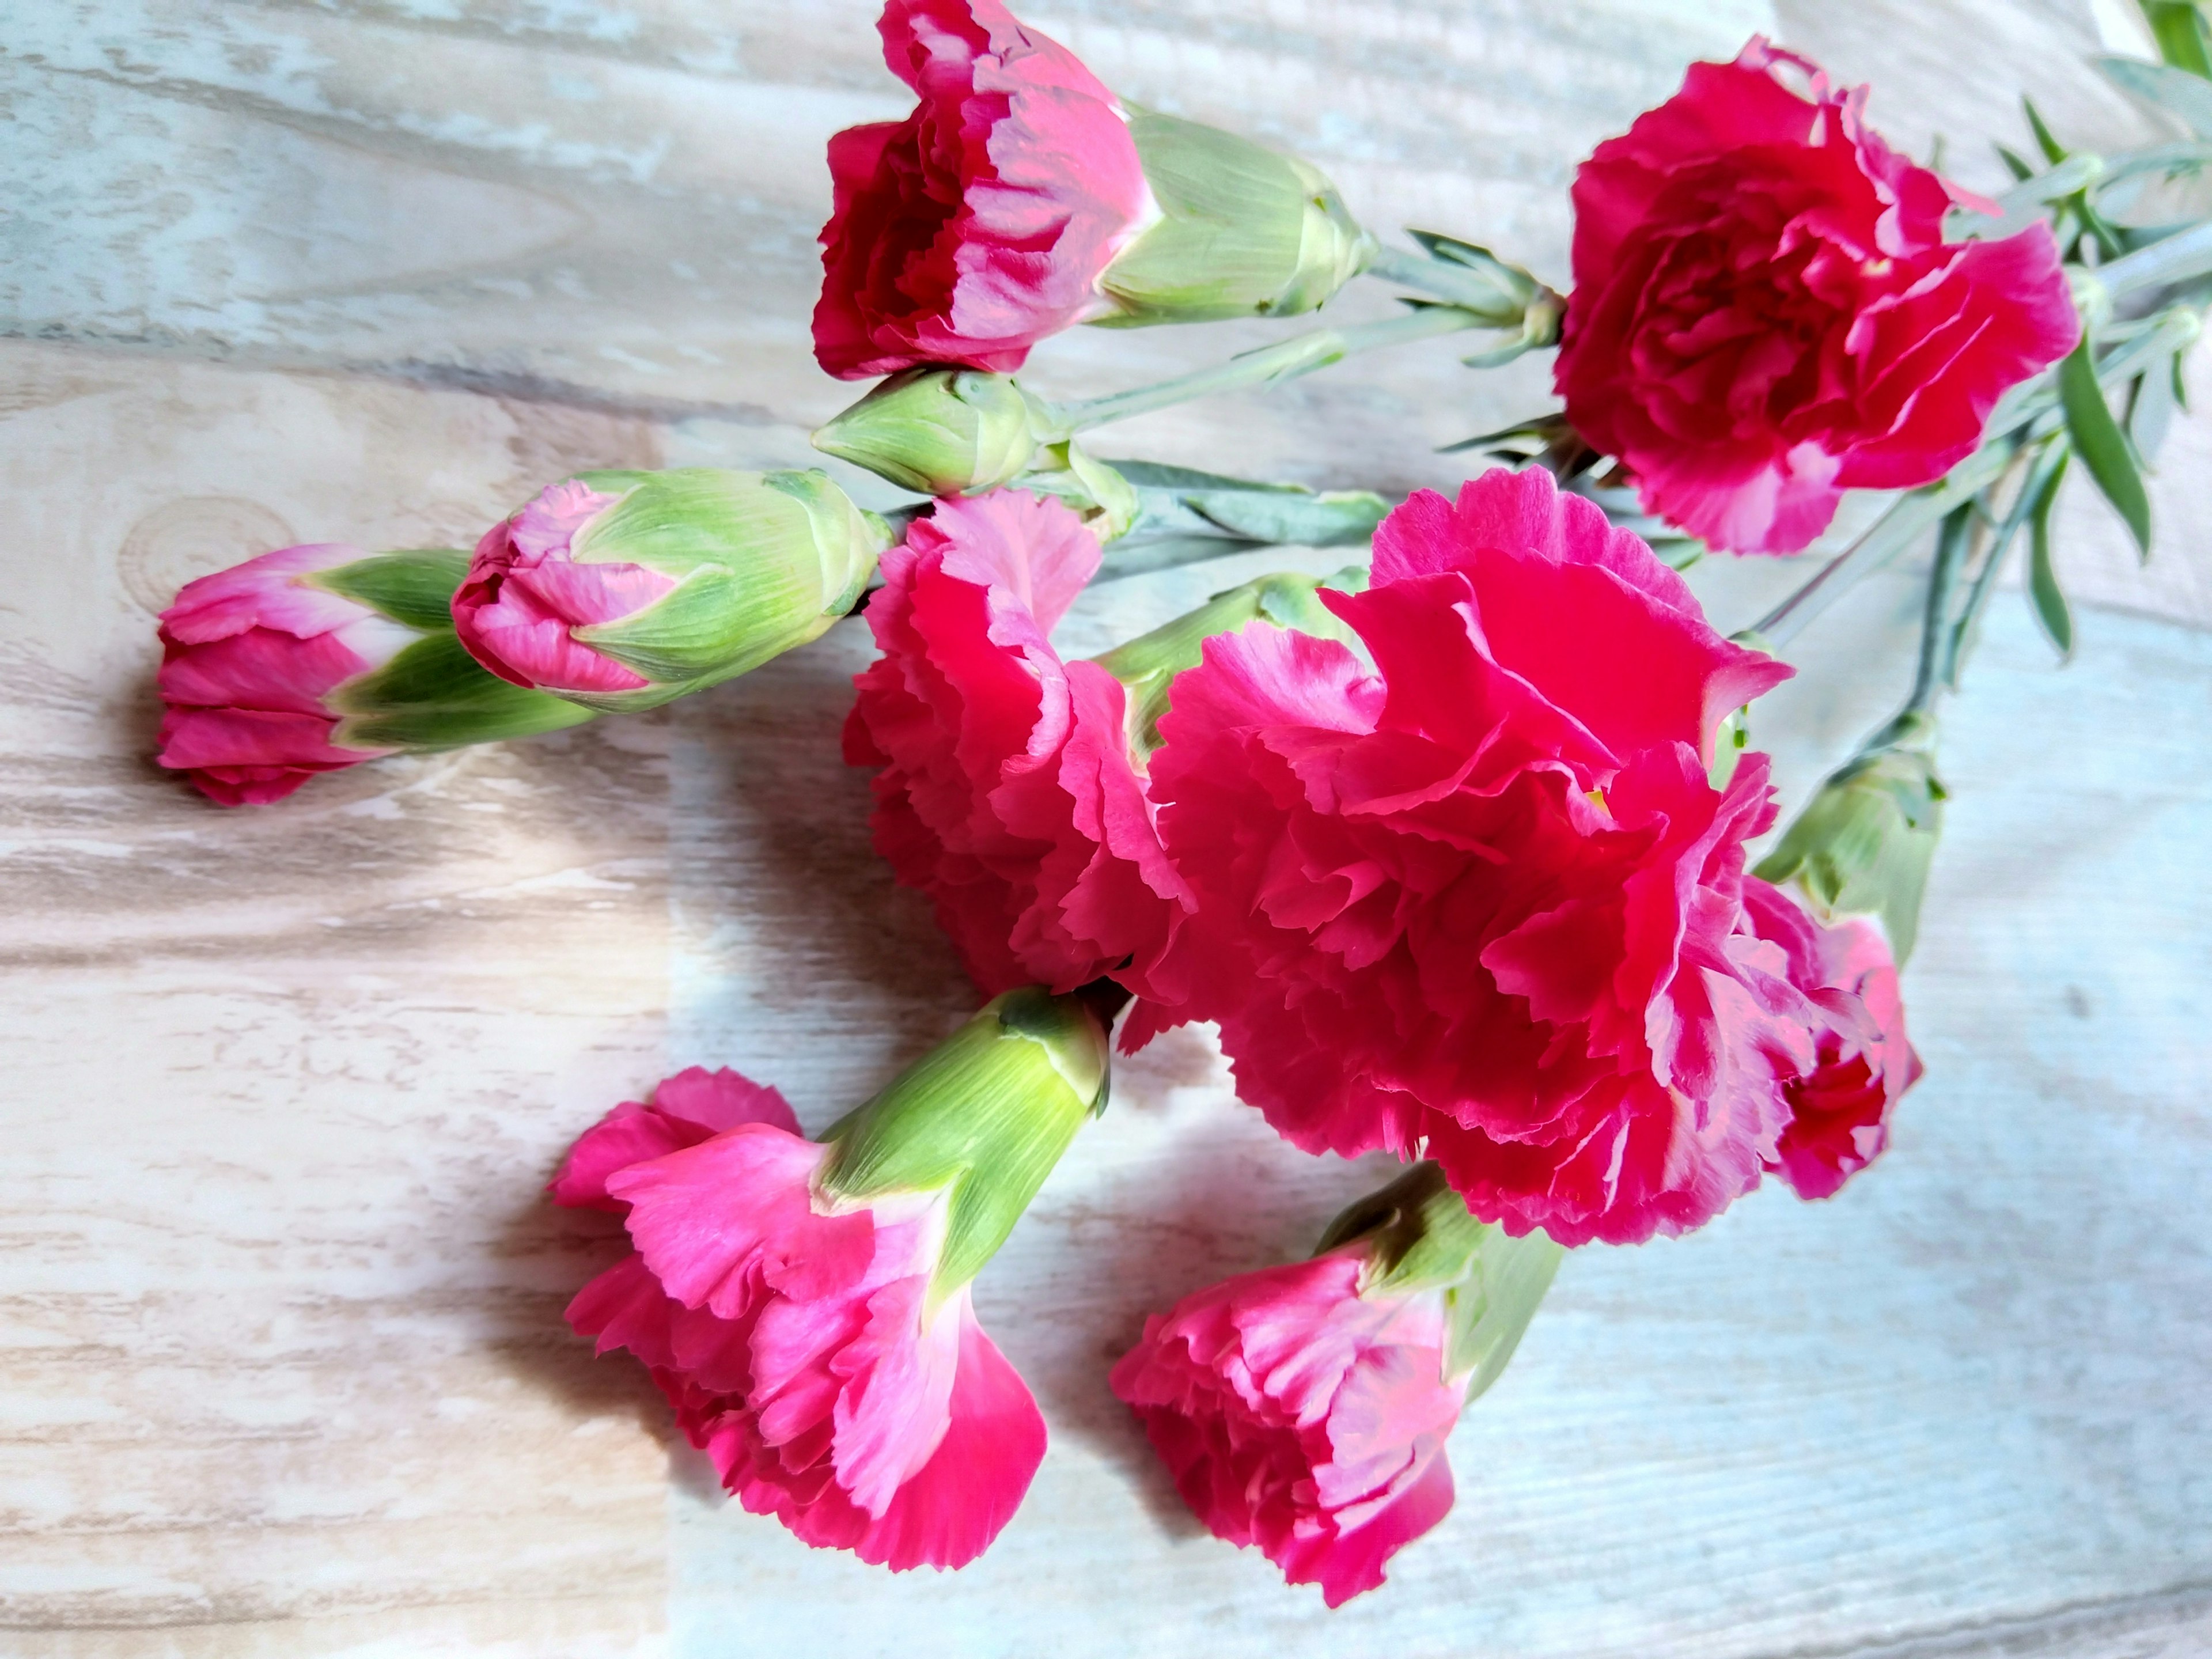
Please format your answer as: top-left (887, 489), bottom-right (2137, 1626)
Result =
top-left (2, 2), bottom-right (2210, 1656)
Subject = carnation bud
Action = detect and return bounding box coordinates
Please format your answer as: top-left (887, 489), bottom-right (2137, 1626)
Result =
top-left (1091, 566), bottom-right (1368, 755)
top-left (818, 987), bottom-right (1111, 1297)
top-left (1094, 111), bottom-right (1372, 327)
top-left (1315, 1161), bottom-right (1563, 1397)
top-left (453, 469), bottom-right (888, 714)
top-left (1754, 711), bottom-right (1946, 963)
top-left (812, 369), bottom-right (1057, 498)
top-left (157, 544), bottom-right (594, 805)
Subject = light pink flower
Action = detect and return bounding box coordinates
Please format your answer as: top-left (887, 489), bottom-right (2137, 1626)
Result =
top-left (1127, 467), bottom-right (1919, 1245)
top-left (1556, 39), bottom-right (2078, 554)
top-left (1109, 1252), bottom-right (1465, 1607)
top-left (451, 480), bottom-right (672, 696)
top-left (156, 543), bottom-right (416, 805)
top-left (844, 490), bottom-right (1190, 996)
top-left (558, 1076), bottom-right (1046, 1571)
top-left (815, 0), bottom-right (1153, 378)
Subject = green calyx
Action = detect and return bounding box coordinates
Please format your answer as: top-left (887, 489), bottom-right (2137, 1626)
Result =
top-left (1754, 711), bottom-right (1946, 963)
top-left (817, 987), bottom-right (1109, 1303)
top-left (554, 468), bottom-right (887, 714)
top-left (1096, 110), bottom-right (1372, 327)
top-left (1090, 566), bottom-right (1367, 756)
top-left (1315, 1162), bottom-right (1564, 1400)
top-left (308, 549), bottom-right (597, 751)
top-left (1010, 440), bottom-right (1140, 541)
top-left (812, 369), bottom-right (1056, 498)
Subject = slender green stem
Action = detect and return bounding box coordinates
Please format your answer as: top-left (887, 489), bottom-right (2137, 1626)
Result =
top-left (1748, 444), bottom-right (2014, 646)
top-left (2097, 218), bottom-right (2212, 302)
top-left (1048, 304), bottom-right (1487, 434)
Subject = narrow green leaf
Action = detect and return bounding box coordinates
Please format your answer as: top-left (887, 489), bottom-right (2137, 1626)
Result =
top-left (2024, 97), bottom-right (2070, 164)
top-left (2028, 450), bottom-right (2076, 657)
top-left (2129, 352), bottom-right (2181, 464)
top-left (2141, 1), bottom-right (2212, 77)
top-left (2058, 339), bottom-right (2153, 554)
top-left (1995, 142), bottom-right (2037, 182)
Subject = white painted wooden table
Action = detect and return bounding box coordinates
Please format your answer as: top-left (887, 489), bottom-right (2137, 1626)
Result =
top-left (3, 3), bottom-right (2209, 1656)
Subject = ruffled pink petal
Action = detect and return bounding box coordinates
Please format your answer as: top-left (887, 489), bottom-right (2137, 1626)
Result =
top-left (157, 543), bottom-right (375, 646)
top-left (607, 1126), bottom-right (877, 1313)
top-left (815, 0), bottom-right (1149, 377)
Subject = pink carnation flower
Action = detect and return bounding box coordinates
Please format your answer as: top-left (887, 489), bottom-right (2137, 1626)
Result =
top-left (1556, 39), bottom-right (2078, 554)
top-left (452, 480), bottom-right (673, 696)
top-left (557, 1069), bottom-right (1046, 1571)
top-left (1108, 1252), bottom-right (1466, 1607)
top-left (156, 543), bottom-right (416, 805)
top-left (844, 490), bottom-right (1191, 996)
top-left (1131, 467), bottom-right (1920, 1245)
top-left (1744, 878), bottom-right (1923, 1198)
top-left (815, 0), bottom-right (1154, 378)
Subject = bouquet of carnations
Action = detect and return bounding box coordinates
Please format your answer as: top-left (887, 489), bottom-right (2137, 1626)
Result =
top-left (145, 0), bottom-right (2212, 1607)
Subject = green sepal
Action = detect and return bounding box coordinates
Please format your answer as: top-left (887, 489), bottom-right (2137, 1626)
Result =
top-left (1012, 440), bottom-right (1140, 540)
top-left (1096, 110), bottom-right (1370, 327)
top-left (328, 632), bottom-right (596, 749)
top-left (554, 467), bottom-right (885, 710)
top-left (818, 988), bottom-right (1109, 1304)
top-left (1092, 566), bottom-right (1366, 756)
top-left (1315, 1162), bottom-right (1563, 1399)
top-left (1754, 713), bottom-right (1945, 963)
top-left (307, 548), bottom-right (471, 631)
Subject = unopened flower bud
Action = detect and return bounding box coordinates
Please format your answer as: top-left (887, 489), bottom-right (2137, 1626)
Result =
top-left (156, 543), bottom-right (594, 805)
top-left (1095, 111), bottom-right (1372, 327)
top-left (453, 469), bottom-right (888, 713)
top-left (1092, 566), bottom-right (1368, 755)
top-left (812, 369), bottom-right (1056, 498)
top-left (820, 986), bottom-right (1111, 1297)
top-left (1754, 711), bottom-right (1946, 962)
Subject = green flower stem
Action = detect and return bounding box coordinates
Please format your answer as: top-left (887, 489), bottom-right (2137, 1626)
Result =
top-left (2096, 218), bottom-right (2212, 302)
top-left (1047, 304), bottom-right (1488, 434)
top-left (1748, 301), bottom-right (2198, 648)
top-left (1902, 505), bottom-right (1974, 722)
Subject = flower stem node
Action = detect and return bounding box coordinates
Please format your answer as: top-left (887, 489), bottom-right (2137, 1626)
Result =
top-left (813, 369), bottom-right (1059, 499)
top-left (819, 987), bottom-right (1111, 1301)
top-left (454, 469), bottom-right (889, 714)
top-left (1095, 111), bottom-right (1372, 327)
top-left (1755, 710), bottom-right (1946, 961)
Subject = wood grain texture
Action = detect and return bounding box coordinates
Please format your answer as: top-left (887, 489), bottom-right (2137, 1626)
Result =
top-left (2, 1), bottom-right (2210, 1655)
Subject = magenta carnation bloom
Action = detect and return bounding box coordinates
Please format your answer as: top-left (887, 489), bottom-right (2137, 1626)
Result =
top-left (814, 0), bottom-right (1153, 378)
top-left (559, 1078), bottom-right (1046, 1572)
top-left (1556, 38), bottom-right (2078, 554)
top-left (549, 1065), bottom-right (803, 1213)
top-left (452, 480), bottom-right (672, 698)
top-left (1109, 1252), bottom-right (1466, 1607)
top-left (844, 490), bottom-right (1190, 997)
top-left (1129, 467), bottom-right (1929, 1245)
top-left (156, 543), bottom-right (418, 805)
top-left (1744, 879), bottom-right (1923, 1199)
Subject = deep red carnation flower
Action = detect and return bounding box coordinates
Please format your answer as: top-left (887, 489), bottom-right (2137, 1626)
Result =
top-left (1130, 467), bottom-right (1921, 1245)
top-left (815, 0), bottom-right (1153, 378)
top-left (844, 490), bottom-right (1190, 997)
top-left (1556, 38), bottom-right (2079, 554)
